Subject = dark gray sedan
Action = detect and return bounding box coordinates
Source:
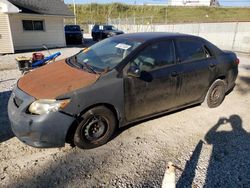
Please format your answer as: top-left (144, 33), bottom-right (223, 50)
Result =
top-left (8, 32), bottom-right (239, 149)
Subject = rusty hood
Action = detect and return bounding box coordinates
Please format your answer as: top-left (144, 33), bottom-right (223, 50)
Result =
top-left (18, 59), bottom-right (100, 99)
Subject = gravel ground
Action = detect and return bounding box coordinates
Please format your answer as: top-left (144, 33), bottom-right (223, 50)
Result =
top-left (0, 45), bottom-right (249, 187)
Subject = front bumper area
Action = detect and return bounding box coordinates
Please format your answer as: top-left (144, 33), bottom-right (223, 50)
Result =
top-left (8, 87), bottom-right (75, 148)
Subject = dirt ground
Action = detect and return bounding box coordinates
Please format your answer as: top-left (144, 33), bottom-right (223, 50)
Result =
top-left (0, 44), bottom-right (249, 187)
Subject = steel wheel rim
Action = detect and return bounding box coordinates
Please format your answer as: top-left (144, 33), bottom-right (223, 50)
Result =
top-left (209, 85), bottom-right (224, 105)
top-left (82, 115), bottom-right (109, 142)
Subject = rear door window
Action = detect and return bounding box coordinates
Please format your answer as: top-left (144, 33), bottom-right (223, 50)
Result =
top-left (65, 25), bottom-right (80, 31)
top-left (175, 38), bottom-right (208, 62)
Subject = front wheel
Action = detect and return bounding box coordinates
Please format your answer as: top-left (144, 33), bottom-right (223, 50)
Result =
top-left (202, 79), bottom-right (226, 108)
top-left (74, 106), bottom-right (116, 149)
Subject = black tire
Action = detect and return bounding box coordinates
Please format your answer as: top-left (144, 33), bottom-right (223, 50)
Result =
top-left (202, 79), bottom-right (226, 108)
top-left (74, 106), bottom-right (116, 149)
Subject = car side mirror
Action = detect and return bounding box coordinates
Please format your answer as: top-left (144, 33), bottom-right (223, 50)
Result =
top-left (81, 29), bottom-right (84, 32)
top-left (127, 65), bottom-right (141, 78)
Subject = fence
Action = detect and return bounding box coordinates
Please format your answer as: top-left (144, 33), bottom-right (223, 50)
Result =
top-left (104, 19), bottom-right (250, 53)
top-left (108, 16), bottom-right (155, 25)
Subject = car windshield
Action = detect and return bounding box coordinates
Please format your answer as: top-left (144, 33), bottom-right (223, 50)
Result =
top-left (70, 38), bottom-right (142, 73)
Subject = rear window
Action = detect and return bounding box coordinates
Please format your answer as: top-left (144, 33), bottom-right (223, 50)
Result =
top-left (65, 25), bottom-right (80, 31)
top-left (104, 25), bottom-right (113, 30)
top-left (176, 39), bottom-right (208, 62)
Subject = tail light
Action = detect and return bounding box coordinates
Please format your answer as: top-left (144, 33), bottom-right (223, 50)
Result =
top-left (235, 58), bottom-right (240, 65)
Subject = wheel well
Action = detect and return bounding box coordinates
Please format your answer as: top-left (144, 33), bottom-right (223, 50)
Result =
top-left (65, 103), bottom-right (119, 145)
top-left (217, 75), bottom-right (226, 81)
top-left (201, 75), bottom-right (227, 104)
top-left (208, 76), bottom-right (226, 88)
top-left (216, 75), bottom-right (228, 87)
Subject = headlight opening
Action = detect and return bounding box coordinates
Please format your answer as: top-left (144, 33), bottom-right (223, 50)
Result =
top-left (28, 99), bottom-right (70, 115)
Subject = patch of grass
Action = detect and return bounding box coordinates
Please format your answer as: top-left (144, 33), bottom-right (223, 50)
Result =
top-left (65, 3), bottom-right (250, 31)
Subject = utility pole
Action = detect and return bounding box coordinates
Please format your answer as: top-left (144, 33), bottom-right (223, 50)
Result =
top-left (73, 0), bottom-right (76, 24)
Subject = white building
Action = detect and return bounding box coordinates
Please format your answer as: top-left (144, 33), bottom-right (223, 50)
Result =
top-left (0, 0), bottom-right (74, 54)
top-left (168, 0), bottom-right (219, 6)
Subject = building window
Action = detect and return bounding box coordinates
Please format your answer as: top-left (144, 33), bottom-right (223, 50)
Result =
top-left (22, 20), bottom-right (44, 31)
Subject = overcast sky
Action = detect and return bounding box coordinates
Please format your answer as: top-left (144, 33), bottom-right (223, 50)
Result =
top-left (64, 0), bottom-right (250, 7)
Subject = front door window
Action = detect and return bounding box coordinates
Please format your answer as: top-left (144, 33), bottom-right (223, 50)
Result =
top-left (130, 40), bottom-right (175, 72)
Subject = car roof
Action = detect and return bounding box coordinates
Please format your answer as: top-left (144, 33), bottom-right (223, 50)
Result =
top-left (94, 24), bottom-right (113, 26)
top-left (112, 32), bottom-right (195, 41)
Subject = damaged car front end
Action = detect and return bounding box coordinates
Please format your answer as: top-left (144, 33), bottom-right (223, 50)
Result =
top-left (8, 37), bottom-right (141, 148)
top-left (8, 86), bottom-right (75, 148)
